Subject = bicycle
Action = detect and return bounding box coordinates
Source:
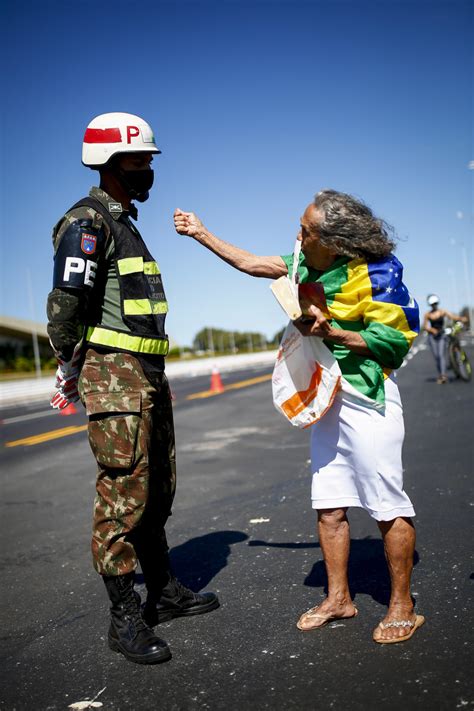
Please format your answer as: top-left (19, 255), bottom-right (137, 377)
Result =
top-left (445, 321), bottom-right (472, 382)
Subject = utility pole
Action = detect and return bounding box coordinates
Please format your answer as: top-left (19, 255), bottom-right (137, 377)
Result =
top-left (207, 327), bottom-right (215, 355)
top-left (448, 268), bottom-right (459, 312)
top-left (27, 268), bottom-right (42, 378)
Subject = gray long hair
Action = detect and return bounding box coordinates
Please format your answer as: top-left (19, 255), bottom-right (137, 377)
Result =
top-left (313, 190), bottom-right (396, 259)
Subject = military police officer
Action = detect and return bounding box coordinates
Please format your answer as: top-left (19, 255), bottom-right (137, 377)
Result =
top-left (47, 112), bottom-right (218, 665)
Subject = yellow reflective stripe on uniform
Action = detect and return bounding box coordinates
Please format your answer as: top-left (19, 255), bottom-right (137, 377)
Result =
top-left (123, 299), bottom-right (152, 315)
top-left (117, 258), bottom-right (160, 275)
top-left (143, 262), bottom-right (160, 275)
top-left (117, 257), bottom-right (144, 275)
top-left (151, 301), bottom-right (168, 314)
top-left (86, 326), bottom-right (169, 355)
top-left (123, 299), bottom-right (169, 315)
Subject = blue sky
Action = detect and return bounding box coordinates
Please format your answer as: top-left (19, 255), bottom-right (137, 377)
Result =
top-left (1, 0), bottom-right (472, 346)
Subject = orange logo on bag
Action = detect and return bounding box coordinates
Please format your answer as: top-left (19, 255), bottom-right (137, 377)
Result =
top-left (280, 366), bottom-right (323, 420)
top-left (279, 369), bottom-right (342, 427)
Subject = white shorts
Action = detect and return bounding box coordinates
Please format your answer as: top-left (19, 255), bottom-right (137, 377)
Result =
top-left (310, 375), bottom-right (415, 521)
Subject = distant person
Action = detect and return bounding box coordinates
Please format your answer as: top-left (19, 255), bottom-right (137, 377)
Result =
top-left (423, 294), bottom-right (467, 384)
top-left (175, 190), bottom-right (424, 644)
top-left (46, 112), bottom-right (218, 665)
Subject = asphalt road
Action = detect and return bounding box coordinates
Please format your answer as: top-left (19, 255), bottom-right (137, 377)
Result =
top-left (1, 347), bottom-right (473, 711)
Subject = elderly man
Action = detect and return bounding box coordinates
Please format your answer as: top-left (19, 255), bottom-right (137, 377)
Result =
top-left (174, 190), bottom-right (424, 644)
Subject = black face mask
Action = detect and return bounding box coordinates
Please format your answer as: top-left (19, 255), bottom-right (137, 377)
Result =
top-left (118, 168), bottom-right (154, 202)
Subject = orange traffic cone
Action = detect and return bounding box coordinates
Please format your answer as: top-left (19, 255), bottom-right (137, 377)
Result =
top-left (210, 366), bottom-right (224, 394)
top-left (59, 402), bottom-right (78, 416)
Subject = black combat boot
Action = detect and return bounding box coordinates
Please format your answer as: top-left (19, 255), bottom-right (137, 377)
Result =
top-left (143, 574), bottom-right (220, 627)
top-left (103, 572), bottom-right (171, 664)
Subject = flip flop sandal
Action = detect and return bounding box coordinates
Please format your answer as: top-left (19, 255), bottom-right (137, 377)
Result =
top-left (373, 614), bottom-right (425, 644)
top-left (296, 606), bottom-right (358, 631)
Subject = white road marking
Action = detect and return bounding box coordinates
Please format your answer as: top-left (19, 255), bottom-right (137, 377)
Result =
top-left (1, 409), bottom-right (59, 425)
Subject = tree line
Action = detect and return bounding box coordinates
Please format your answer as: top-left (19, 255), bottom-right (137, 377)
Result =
top-left (189, 326), bottom-right (285, 355)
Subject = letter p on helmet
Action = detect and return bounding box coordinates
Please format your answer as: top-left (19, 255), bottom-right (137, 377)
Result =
top-left (127, 125), bottom-right (140, 144)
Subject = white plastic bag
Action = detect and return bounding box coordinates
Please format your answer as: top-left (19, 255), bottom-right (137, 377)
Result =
top-left (272, 321), bottom-right (342, 428)
top-left (271, 240), bottom-right (341, 428)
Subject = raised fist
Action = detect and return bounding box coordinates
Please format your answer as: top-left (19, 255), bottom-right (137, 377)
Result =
top-left (174, 208), bottom-right (204, 238)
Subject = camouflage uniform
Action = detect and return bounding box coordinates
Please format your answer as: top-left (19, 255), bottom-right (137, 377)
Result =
top-left (47, 188), bottom-right (174, 577)
top-left (78, 349), bottom-right (176, 576)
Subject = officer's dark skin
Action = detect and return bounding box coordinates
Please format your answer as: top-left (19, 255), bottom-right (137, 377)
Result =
top-left (99, 153), bottom-right (154, 208)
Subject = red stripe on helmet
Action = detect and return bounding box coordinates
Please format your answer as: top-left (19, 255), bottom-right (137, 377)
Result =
top-left (84, 128), bottom-right (122, 144)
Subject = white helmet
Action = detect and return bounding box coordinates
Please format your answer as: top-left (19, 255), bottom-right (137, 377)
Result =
top-left (427, 294), bottom-right (440, 306)
top-left (82, 112), bottom-right (161, 167)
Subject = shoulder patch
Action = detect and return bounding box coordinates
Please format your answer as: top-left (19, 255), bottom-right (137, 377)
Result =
top-left (81, 233), bottom-right (97, 254)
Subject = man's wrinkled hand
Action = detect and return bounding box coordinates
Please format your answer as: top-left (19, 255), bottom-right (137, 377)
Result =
top-left (294, 305), bottom-right (333, 338)
top-left (174, 208), bottom-right (205, 238)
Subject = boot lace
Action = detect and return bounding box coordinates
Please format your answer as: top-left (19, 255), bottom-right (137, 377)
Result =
top-left (118, 580), bottom-right (148, 631)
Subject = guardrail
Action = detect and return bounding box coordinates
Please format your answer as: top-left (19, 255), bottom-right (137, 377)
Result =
top-left (0, 350), bottom-right (278, 408)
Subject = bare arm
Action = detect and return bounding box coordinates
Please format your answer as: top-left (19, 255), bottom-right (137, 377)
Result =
top-left (294, 306), bottom-right (373, 357)
top-left (443, 309), bottom-right (468, 323)
top-left (174, 208), bottom-right (287, 279)
top-left (423, 312), bottom-right (438, 335)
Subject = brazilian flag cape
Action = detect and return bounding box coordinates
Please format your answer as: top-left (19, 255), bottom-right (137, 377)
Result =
top-left (281, 251), bottom-right (420, 406)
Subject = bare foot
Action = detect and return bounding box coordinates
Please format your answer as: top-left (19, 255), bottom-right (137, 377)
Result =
top-left (297, 597), bottom-right (358, 631)
top-left (373, 605), bottom-right (424, 643)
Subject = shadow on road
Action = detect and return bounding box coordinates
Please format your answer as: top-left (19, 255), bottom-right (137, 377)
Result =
top-left (136, 530), bottom-right (249, 590)
top-left (249, 536), bottom-right (420, 606)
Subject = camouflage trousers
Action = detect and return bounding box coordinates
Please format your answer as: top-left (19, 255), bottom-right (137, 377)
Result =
top-left (78, 349), bottom-right (176, 577)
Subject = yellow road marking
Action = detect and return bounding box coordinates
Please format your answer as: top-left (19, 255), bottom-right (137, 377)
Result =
top-left (5, 373), bottom-right (273, 447)
top-left (186, 373), bottom-right (272, 400)
top-left (5, 424), bottom-right (88, 448)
